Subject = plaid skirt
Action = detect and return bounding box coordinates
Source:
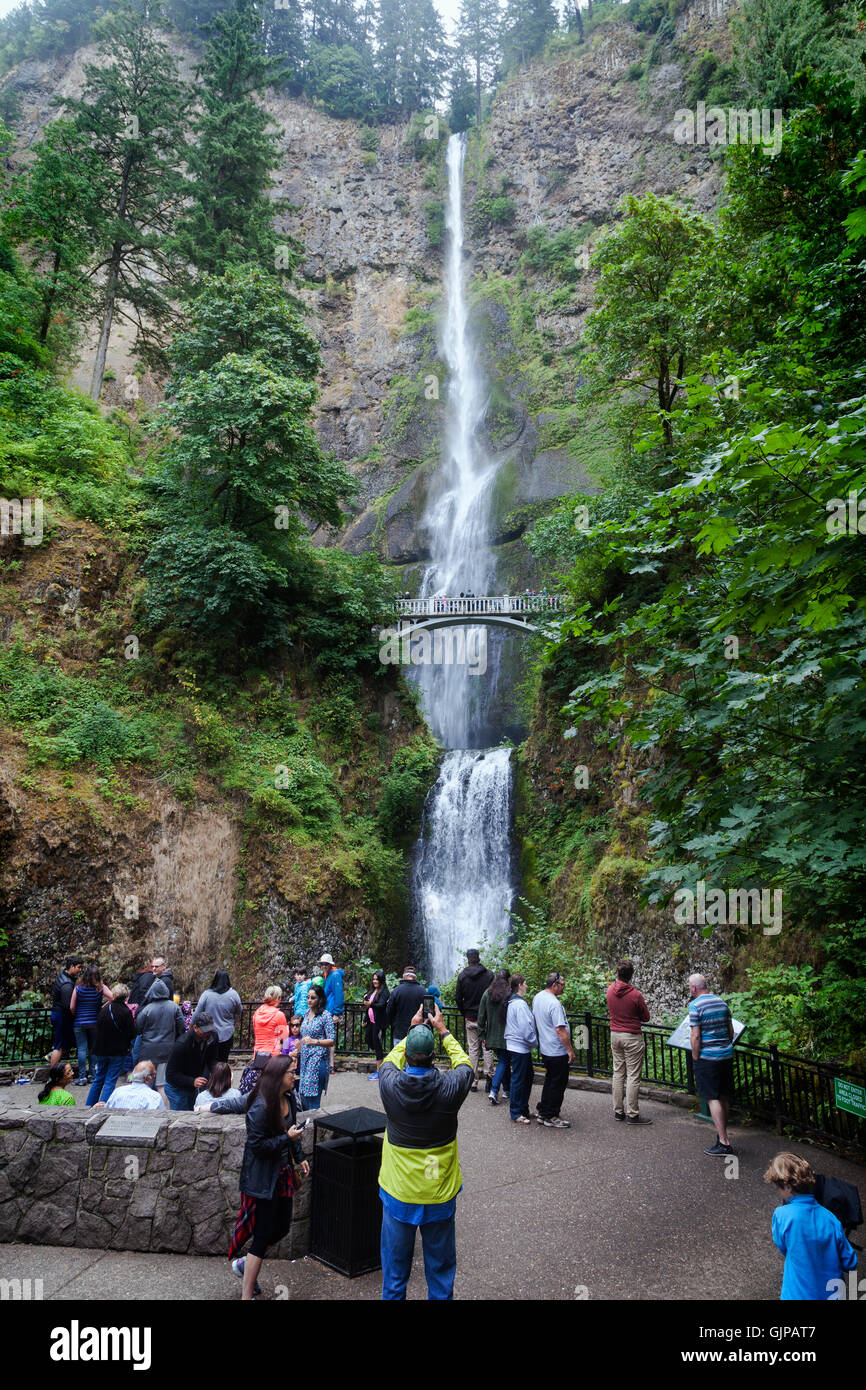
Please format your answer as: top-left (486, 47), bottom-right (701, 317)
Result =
top-left (228, 1166), bottom-right (294, 1261)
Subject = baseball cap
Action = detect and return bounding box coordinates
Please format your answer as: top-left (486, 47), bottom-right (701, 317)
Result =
top-left (405, 1025), bottom-right (435, 1059)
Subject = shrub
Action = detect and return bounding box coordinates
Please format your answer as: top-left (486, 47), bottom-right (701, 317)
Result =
top-left (377, 739), bottom-right (439, 847)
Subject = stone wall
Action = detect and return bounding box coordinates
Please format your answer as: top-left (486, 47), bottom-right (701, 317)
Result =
top-left (0, 1104), bottom-right (317, 1258)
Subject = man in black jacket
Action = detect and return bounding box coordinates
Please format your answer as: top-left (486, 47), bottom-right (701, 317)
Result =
top-left (164, 1013), bottom-right (217, 1110)
top-left (49, 957), bottom-right (84, 1067)
top-left (129, 956), bottom-right (175, 1009)
top-left (386, 968), bottom-right (426, 1044)
top-left (456, 949), bottom-right (494, 1090)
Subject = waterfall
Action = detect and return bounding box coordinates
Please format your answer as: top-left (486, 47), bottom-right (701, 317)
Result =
top-left (410, 133), bottom-right (517, 985)
top-left (411, 749), bottom-right (516, 987)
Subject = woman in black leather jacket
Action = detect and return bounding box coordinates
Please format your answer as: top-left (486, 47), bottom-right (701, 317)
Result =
top-left (229, 1054), bottom-right (309, 1300)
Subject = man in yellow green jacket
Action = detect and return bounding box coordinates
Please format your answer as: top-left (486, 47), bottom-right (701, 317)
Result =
top-left (377, 1001), bottom-right (473, 1299)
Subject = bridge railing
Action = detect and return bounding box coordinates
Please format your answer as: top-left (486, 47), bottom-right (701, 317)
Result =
top-left (393, 594), bottom-right (564, 617)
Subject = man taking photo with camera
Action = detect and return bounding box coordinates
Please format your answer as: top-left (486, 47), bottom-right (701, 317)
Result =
top-left (376, 999), bottom-right (474, 1300)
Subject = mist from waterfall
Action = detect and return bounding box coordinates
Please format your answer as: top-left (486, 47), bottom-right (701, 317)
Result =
top-left (411, 133), bottom-right (517, 985)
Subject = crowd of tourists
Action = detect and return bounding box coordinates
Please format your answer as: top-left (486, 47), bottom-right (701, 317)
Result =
top-left (39, 945), bottom-right (859, 1303)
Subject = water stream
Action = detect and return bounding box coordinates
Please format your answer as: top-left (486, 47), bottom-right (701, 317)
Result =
top-left (410, 133), bottom-right (517, 985)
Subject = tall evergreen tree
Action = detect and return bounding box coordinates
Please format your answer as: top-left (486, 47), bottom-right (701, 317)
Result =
top-left (172, 0), bottom-right (293, 286)
top-left (501, 0), bottom-right (557, 72)
top-left (61, 0), bottom-right (189, 398)
top-left (374, 0), bottom-right (449, 114)
top-left (2, 118), bottom-right (103, 350)
top-left (456, 0), bottom-right (501, 128)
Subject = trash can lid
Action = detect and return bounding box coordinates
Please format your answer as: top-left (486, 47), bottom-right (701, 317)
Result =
top-left (312, 1106), bottom-right (387, 1137)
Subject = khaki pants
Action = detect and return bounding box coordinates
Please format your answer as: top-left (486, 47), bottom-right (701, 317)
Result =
top-left (465, 1019), bottom-right (493, 1080)
top-left (611, 1032), bottom-right (645, 1117)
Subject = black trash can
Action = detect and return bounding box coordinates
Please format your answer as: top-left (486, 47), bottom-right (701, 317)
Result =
top-left (310, 1106), bottom-right (387, 1277)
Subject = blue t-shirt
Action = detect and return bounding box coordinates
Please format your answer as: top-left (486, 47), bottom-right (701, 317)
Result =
top-left (293, 979), bottom-right (310, 1018)
top-left (324, 969), bottom-right (344, 1015)
top-left (689, 992), bottom-right (733, 1059)
top-left (772, 1195), bottom-right (857, 1299)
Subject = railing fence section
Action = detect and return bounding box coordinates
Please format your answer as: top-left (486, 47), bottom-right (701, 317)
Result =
top-left (3, 1002), bottom-right (864, 1152)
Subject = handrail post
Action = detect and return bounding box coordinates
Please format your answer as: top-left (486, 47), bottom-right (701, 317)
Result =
top-left (770, 1044), bottom-right (783, 1134)
top-left (584, 1012), bottom-right (594, 1077)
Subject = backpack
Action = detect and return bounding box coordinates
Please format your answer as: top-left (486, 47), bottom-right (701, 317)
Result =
top-left (814, 1172), bottom-right (863, 1246)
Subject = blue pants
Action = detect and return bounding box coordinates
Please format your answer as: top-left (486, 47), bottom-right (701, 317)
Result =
top-left (381, 1210), bottom-right (456, 1301)
top-left (491, 1049), bottom-right (511, 1096)
top-left (300, 1089), bottom-right (322, 1110)
top-left (131, 1033), bottom-right (143, 1067)
top-left (73, 1024), bottom-right (95, 1081)
top-left (508, 1051), bottom-right (533, 1120)
top-left (86, 1055), bottom-right (125, 1107)
top-left (164, 1081), bottom-right (195, 1111)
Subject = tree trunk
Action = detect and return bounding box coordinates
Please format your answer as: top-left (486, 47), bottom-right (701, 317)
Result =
top-left (38, 250), bottom-right (62, 343)
top-left (89, 249), bottom-right (121, 399)
top-left (475, 57), bottom-right (482, 129)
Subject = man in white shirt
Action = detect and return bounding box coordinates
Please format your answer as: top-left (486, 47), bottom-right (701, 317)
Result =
top-left (532, 972), bottom-right (575, 1129)
top-left (97, 1060), bottom-right (165, 1110)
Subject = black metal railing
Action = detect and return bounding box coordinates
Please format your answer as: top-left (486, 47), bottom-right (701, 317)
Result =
top-left (4, 1002), bottom-right (864, 1153)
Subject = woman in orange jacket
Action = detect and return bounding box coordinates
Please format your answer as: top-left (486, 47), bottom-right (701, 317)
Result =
top-left (252, 986), bottom-right (290, 1056)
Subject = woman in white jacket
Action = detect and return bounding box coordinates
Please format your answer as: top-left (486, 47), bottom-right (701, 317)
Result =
top-left (503, 975), bottom-right (537, 1124)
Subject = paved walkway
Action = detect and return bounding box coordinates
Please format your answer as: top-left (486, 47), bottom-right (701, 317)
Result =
top-left (2, 1071), bottom-right (863, 1300)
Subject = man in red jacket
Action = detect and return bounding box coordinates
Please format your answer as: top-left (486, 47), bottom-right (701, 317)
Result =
top-left (606, 959), bottom-right (651, 1125)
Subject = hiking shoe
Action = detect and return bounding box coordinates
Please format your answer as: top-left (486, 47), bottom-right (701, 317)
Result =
top-left (626, 1115), bottom-right (652, 1125)
top-left (232, 1257), bottom-right (262, 1295)
top-left (704, 1141), bottom-right (734, 1156)
top-left (512, 1115), bottom-right (531, 1124)
top-left (547, 1116), bottom-right (571, 1129)
top-left (614, 1111), bottom-right (625, 1121)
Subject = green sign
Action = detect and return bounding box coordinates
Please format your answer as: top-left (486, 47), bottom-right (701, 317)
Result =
top-left (834, 1077), bottom-right (866, 1120)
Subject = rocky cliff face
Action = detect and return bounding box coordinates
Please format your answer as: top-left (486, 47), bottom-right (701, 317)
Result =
top-left (5, 0), bottom-right (737, 582)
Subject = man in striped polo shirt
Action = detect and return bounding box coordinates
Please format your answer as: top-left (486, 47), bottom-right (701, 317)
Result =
top-left (688, 973), bottom-right (735, 1156)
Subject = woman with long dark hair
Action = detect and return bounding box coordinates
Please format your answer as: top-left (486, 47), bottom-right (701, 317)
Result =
top-left (69, 966), bottom-right (112, 1086)
top-left (478, 969), bottom-right (511, 1105)
top-left (194, 1060), bottom-right (242, 1109)
top-left (37, 1061), bottom-right (75, 1106)
top-left (193, 970), bottom-right (243, 1062)
top-left (363, 970), bottom-right (390, 1062)
top-left (298, 984), bottom-right (335, 1109)
top-left (229, 1055), bottom-right (309, 1300)
top-left (502, 975), bottom-right (537, 1124)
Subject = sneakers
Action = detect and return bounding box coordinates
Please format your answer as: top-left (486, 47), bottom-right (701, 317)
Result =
top-left (537, 1115), bottom-right (571, 1129)
top-left (512, 1115), bottom-right (531, 1124)
top-left (614, 1110), bottom-right (625, 1121)
top-left (704, 1140), bottom-right (734, 1156)
top-left (626, 1115), bottom-right (653, 1125)
top-left (489, 1092), bottom-right (500, 1106)
top-left (231, 1257), bottom-right (262, 1295)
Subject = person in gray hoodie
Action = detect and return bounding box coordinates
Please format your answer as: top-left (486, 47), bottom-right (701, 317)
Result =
top-left (134, 979), bottom-right (185, 1097)
top-left (193, 970), bottom-right (243, 1062)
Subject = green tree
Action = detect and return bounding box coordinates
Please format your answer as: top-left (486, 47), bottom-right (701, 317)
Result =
top-left (732, 0), bottom-right (864, 109)
top-left (501, 0), bottom-right (558, 72)
top-left (61, 0), bottom-right (189, 398)
top-left (455, 0), bottom-right (501, 128)
top-left (172, 0), bottom-right (292, 286)
top-left (144, 267), bottom-right (355, 642)
top-left (583, 193), bottom-right (717, 448)
top-left (2, 118), bottom-right (103, 351)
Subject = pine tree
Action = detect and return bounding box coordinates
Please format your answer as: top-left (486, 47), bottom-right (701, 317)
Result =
top-left (374, 0), bottom-right (449, 114)
top-left (2, 118), bottom-right (104, 350)
top-left (501, 0), bottom-right (558, 72)
top-left (172, 0), bottom-right (293, 286)
top-left (61, 0), bottom-right (189, 398)
top-left (456, 0), bottom-right (502, 128)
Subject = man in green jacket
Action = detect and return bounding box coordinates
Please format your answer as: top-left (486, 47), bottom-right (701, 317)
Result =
top-left (377, 1001), bottom-right (473, 1300)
